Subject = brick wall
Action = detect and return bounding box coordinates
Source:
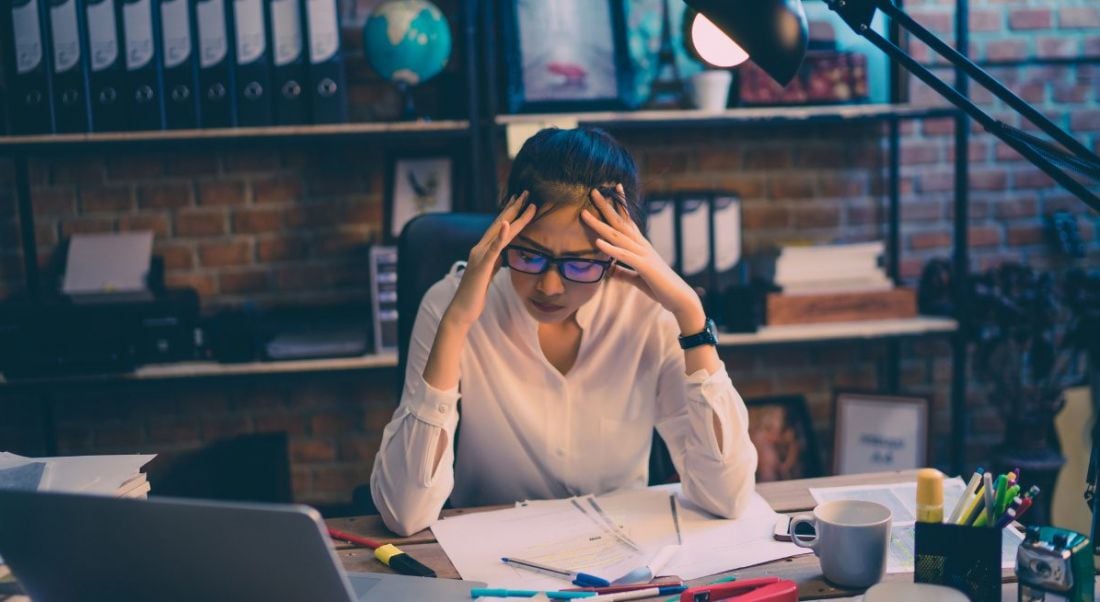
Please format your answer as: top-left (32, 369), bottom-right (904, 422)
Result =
top-left (1, 0), bottom-right (1098, 506)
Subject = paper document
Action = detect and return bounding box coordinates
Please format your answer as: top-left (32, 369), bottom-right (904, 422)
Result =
top-left (431, 485), bottom-right (809, 589)
top-left (809, 479), bottom-right (1023, 573)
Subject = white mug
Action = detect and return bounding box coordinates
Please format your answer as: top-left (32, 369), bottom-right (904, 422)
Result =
top-left (789, 499), bottom-right (892, 589)
top-left (690, 70), bottom-right (732, 112)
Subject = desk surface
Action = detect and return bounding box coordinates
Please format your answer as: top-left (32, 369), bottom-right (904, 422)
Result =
top-left (328, 470), bottom-right (1023, 600)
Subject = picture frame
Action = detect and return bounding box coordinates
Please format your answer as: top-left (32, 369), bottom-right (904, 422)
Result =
top-left (745, 395), bottom-right (823, 482)
top-left (800, 0), bottom-right (892, 103)
top-left (499, 0), bottom-right (635, 113)
top-left (832, 391), bottom-right (930, 475)
top-left (385, 155), bottom-right (455, 242)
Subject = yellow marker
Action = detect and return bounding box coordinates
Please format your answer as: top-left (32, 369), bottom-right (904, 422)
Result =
top-left (916, 468), bottom-right (944, 523)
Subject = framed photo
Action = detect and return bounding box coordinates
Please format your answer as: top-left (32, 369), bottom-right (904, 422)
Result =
top-left (832, 391), bottom-right (930, 475)
top-left (500, 0), bottom-right (634, 113)
top-left (385, 155), bottom-right (454, 241)
top-left (801, 0), bottom-right (892, 103)
top-left (745, 395), bottom-right (823, 482)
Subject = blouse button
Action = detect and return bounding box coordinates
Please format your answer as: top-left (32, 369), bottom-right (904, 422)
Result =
top-left (437, 403), bottom-right (449, 413)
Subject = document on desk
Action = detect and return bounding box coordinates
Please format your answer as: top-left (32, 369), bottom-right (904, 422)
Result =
top-left (809, 479), bottom-right (1024, 573)
top-left (431, 486), bottom-right (810, 589)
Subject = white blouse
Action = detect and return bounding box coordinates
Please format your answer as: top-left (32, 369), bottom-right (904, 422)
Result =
top-left (370, 265), bottom-right (758, 536)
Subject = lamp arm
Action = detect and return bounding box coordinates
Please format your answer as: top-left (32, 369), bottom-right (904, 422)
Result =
top-left (822, 0), bottom-right (1100, 213)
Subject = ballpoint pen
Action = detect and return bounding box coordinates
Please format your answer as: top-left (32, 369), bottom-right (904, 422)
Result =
top-left (501, 556), bottom-right (611, 587)
top-left (470, 588), bottom-right (596, 599)
top-left (947, 468), bottom-right (983, 524)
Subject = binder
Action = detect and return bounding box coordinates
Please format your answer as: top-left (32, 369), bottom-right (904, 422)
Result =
top-left (159, 0), bottom-right (199, 128)
top-left (2, 0), bottom-right (55, 134)
top-left (268, 0), bottom-right (306, 124)
top-left (710, 194), bottom-right (743, 295)
top-left (118, 0), bottom-right (165, 129)
top-left (85, 0), bottom-right (126, 130)
top-left (47, 0), bottom-right (92, 132)
top-left (194, 0), bottom-right (235, 127)
top-left (677, 195), bottom-right (712, 301)
top-left (232, 0), bottom-right (272, 125)
top-left (303, 0), bottom-right (344, 123)
top-left (646, 197), bottom-right (678, 271)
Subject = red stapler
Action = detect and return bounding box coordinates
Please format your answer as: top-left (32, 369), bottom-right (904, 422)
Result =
top-left (679, 576), bottom-right (799, 602)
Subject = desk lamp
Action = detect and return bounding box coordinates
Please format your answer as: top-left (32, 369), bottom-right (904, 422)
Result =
top-left (681, 0), bottom-right (1100, 555)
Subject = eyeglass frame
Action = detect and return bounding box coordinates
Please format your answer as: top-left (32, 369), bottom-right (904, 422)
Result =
top-left (503, 244), bottom-right (615, 283)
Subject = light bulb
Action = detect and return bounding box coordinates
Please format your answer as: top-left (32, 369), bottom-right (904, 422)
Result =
top-left (690, 13), bottom-right (750, 68)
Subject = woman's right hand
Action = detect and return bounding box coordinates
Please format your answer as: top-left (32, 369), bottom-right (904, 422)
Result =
top-left (443, 192), bottom-right (535, 328)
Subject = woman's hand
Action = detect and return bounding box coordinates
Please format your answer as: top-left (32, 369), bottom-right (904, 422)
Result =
top-left (443, 192), bottom-right (536, 329)
top-left (581, 186), bottom-right (706, 334)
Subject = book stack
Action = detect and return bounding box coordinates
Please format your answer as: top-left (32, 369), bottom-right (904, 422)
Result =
top-left (0, 452), bottom-right (155, 499)
top-left (765, 241), bottom-right (916, 326)
top-left (774, 241), bottom-right (892, 296)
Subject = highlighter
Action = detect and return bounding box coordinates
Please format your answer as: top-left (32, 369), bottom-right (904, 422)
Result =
top-left (916, 468), bottom-right (944, 523)
top-left (374, 543), bottom-right (437, 577)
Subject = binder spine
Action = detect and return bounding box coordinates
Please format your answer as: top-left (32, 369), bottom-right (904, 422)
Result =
top-left (3, 0), bottom-right (56, 133)
top-left (268, 0), bottom-right (306, 124)
top-left (160, 0), bottom-right (199, 128)
top-left (47, 0), bottom-right (92, 131)
top-left (85, 0), bottom-right (126, 131)
top-left (232, 0), bottom-right (272, 126)
top-left (118, 0), bottom-right (165, 130)
top-left (194, 0), bottom-right (235, 127)
top-left (304, 0), bottom-right (344, 123)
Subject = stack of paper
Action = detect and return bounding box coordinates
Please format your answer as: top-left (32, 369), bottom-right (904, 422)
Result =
top-left (0, 452), bottom-right (155, 499)
top-left (774, 241), bottom-right (892, 295)
top-left (430, 486), bottom-right (809, 590)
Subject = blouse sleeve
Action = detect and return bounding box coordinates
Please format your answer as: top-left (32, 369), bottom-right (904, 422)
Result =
top-left (369, 276), bottom-right (462, 536)
top-left (652, 312), bottom-right (758, 518)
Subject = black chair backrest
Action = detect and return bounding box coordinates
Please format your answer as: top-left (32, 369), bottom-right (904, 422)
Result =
top-left (396, 213), bottom-right (494, 389)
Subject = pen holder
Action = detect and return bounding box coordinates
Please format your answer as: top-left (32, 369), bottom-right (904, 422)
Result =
top-left (914, 522), bottom-right (1002, 602)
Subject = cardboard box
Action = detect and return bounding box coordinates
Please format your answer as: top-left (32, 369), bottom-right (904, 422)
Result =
top-left (765, 289), bottom-right (917, 326)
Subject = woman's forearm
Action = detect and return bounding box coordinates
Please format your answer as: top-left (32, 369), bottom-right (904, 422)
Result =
top-left (422, 311), bottom-right (470, 395)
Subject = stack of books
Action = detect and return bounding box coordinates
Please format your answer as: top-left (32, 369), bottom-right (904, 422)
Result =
top-left (774, 241), bottom-right (892, 296)
top-left (0, 452), bottom-right (155, 499)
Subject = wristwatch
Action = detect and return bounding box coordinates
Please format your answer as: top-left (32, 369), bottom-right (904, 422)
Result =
top-left (679, 318), bottom-right (719, 349)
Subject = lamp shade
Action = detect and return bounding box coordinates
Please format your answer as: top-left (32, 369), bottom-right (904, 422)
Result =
top-left (683, 0), bottom-right (809, 85)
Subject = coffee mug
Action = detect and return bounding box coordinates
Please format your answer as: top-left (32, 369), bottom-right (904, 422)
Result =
top-left (788, 500), bottom-right (892, 589)
top-left (690, 70), bottom-right (732, 112)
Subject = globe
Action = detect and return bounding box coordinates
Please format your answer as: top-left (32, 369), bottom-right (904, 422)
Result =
top-left (363, 0), bottom-right (452, 87)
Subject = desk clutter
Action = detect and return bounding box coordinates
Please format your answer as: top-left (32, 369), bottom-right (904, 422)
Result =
top-left (0, 452), bottom-right (153, 500)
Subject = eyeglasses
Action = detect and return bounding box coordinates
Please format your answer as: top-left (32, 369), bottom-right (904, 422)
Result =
top-left (503, 245), bottom-right (612, 284)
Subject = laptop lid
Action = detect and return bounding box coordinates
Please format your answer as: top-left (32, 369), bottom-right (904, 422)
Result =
top-left (0, 490), bottom-right (479, 602)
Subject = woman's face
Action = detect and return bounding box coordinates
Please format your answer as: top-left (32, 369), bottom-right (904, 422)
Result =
top-left (508, 204), bottom-right (610, 324)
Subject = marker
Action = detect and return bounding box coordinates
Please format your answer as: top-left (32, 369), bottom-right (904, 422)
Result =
top-left (957, 480), bottom-right (986, 525)
top-left (980, 472), bottom-right (997, 526)
top-left (999, 484), bottom-right (1020, 517)
top-left (470, 588), bottom-right (596, 599)
top-left (1014, 496), bottom-right (1035, 522)
top-left (564, 580), bottom-right (684, 594)
top-left (501, 557), bottom-right (610, 587)
top-left (374, 543), bottom-right (436, 577)
top-left (947, 468), bottom-right (983, 524)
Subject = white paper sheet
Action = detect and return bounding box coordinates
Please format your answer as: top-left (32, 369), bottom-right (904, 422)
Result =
top-left (0, 452), bottom-right (154, 495)
top-left (808, 479), bottom-right (1023, 573)
top-left (62, 231), bottom-right (154, 295)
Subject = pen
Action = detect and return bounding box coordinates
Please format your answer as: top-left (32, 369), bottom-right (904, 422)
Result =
top-left (327, 527), bottom-right (383, 549)
top-left (947, 468), bottom-right (983, 524)
top-left (957, 480), bottom-right (986, 525)
top-left (501, 556), bottom-right (610, 587)
top-left (999, 484), bottom-right (1020, 517)
top-left (565, 580), bottom-right (684, 594)
top-left (995, 506), bottom-right (1018, 529)
top-left (1014, 496), bottom-right (1035, 522)
top-left (591, 585), bottom-right (685, 601)
top-left (470, 588), bottom-right (596, 599)
top-left (979, 472), bottom-right (996, 526)
top-left (994, 473), bottom-right (1016, 516)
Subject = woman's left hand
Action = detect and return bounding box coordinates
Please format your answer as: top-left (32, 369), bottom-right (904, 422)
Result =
top-left (581, 186), bottom-right (706, 333)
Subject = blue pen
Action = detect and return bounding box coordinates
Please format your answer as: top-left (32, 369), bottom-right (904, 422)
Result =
top-left (501, 556), bottom-right (610, 587)
top-left (470, 588), bottom-right (596, 599)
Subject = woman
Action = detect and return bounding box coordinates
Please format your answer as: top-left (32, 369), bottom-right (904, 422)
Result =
top-left (370, 127), bottom-right (757, 536)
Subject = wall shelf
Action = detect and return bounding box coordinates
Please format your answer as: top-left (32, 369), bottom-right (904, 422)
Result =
top-left (0, 120), bottom-right (472, 152)
top-left (717, 316), bottom-right (958, 347)
top-left (496, 103), bottom-right (958, 130)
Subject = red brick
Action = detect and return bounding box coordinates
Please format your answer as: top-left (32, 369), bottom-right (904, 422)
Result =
top-left (1059, 6), bottom-right (1100, 28)
top-left (218, 269), bottom-right (271, 294)
top-left (1009, 8), bottom-right (1052, 30)
top-left (118, 213), bottom-right (171, 237)
top-left (52, 157), bottom-right (105, 185)
top-left (164, 272), bottom-right (216, 297)
top-left (80, 186), bottom-right (133, 213)
top-left (817, 174), bottom-right (866, 198)
top-left (743, 147), bottom-right (792, 170)
top-left (338, 437), bottom-right (379, 462)
top-left (148, 418), bottom-right (200, 444)
top-left (166, 153), bottom-right (220, 176)
top-left (285, 204), bottom-right (343, 229)
top-left (910, 231), bottom-right (951, 250)
top-left (918, 171), bottom-right (955, 193)
top-left (712, 174), bottom-right (766, 199)
top-left (198, 240), bottom-right (252, 267)
top-left (199, 416), bottom-right (251, 440)
top-left (901, 142), bottom-right (941, 165)
top-left (969, 9), bottom-right (1002, 32)
top-left (846, 202), bottom-right (881, 225)
top-left (176, 210), bottom-right (228, 237)
top-left (1070, 110), bottom-right (1100, 131)
top-left (644, 150), bottom-right (691, 174)
top-left (969, 170), bottom-right (1008, 191)
top-left (1037, 37), bottom-right (1078, 60)
top-left (984, 40), bottom-right (1029, 62)
top-left (223, 150), bottom-right (280, 173)
top-left (197, 180), bottom-right (247, 206)
top-left (768, 176), bottom-right (815, 199)
top-left (1053, 83), bottom-right (1091, 104)
top-left (969, 226), bottom-right (1002, 248)
top-left (310, 464), bottom-right (367, 497)
top-left (60, 217), bottom-right (115, 236)
top-left (291, 439), bottom-right (337, 462)
top-left (138, 183), bottom-right (192, 210)
top-left (901, 200), bottom-right (945, 222)
top-left (696, 150), bottom-right (743, 171)
top-left (233, 208), bottom-right (284, 234)
top-left (994, 198), bottom-right (1037, 219)
top-left (922, 118), bottom-right (954, 137)
top-left (274, 264), bottom-right (333, 290)
top-left (742, 205), bottom-right (790, 229)
top-left (107, 155), bottom-right (164, 180)
top-left (32, 187), bottom-right (77, 216)
top-left (155, 243), bottom-right (194, 270)
top-left (908, 9), bottom-right (952, 34)
top-left (253, 177), bottom-right (303, 204)
top-left (257, 237), bottom-right (310, 262)
top-left (1086, 37), bottom-right (1100, 58)
top-left (792, 205), bottom-right (840, 228)
top-left (1007, 225), bottom-right (1044, 246)
top-left (253, 413), bottom-right (307, 435)
top-left (1012, 170), bottom-right (1054, 190)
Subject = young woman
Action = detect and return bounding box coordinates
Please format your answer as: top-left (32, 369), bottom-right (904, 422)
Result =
top-left (370, 127), bottom-right (757, 536)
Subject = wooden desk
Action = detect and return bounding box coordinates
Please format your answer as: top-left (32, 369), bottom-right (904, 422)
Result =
top-left (327, 470), bottom-right (1025, 600)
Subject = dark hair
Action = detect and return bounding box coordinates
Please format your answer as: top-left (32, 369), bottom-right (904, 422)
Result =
top-left (503, 127), bottom-right (642, 228)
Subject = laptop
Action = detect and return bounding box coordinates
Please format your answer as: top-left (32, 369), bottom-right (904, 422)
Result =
top-left (0, 490), bottom-right (483, 602)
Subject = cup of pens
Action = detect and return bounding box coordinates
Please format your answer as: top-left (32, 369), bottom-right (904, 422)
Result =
top-left (912, 467), bottom-right (1040, 602)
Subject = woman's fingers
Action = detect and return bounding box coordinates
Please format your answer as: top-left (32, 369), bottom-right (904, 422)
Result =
top-left (581, 209), bottom-right (645, 253)
top-left (595, 237), bottom-right (644, 268)
top-left (481, 191), bottom-right (529, 246)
